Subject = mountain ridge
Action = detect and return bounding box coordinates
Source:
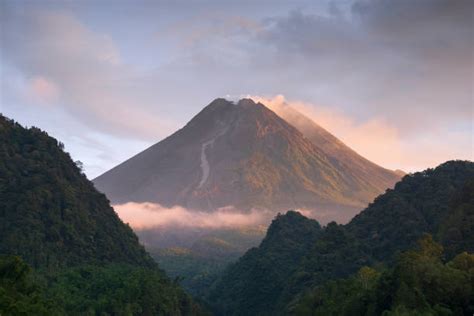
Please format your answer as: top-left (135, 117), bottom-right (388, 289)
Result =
top-left (207, 160), bottom-right (474, 315)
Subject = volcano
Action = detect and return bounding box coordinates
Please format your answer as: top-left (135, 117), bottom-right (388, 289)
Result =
top-left (93, 98), bottom-right (400, 223)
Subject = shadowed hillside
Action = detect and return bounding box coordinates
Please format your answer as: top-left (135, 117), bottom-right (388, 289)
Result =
top-left (207, 160), bottom-right (474, 315)
top-left (0, 115), bottom-right (203, 315)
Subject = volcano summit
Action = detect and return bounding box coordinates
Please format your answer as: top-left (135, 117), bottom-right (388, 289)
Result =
top-left (94, 98), bottom-right (400, 223)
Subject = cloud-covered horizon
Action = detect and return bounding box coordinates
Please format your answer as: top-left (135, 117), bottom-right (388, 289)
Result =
top-left (1, 0), bottom-right (472, 177)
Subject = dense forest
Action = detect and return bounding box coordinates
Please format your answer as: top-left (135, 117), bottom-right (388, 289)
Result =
top-left (1, 113), bottom-right (472, 315)
top-left (0, 115), bottom-right (203, 315)
top-left (293, 235), bottom-right (474, 315)
top-left (207, 161), bottom-right (474, 315)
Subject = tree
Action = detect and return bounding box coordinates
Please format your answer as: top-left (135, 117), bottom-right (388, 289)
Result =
top-left (0, 256), bottom-right (56, 315)
top-left (74, 160), bottom-right (84, 172)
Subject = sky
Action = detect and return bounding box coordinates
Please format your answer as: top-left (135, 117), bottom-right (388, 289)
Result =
top-left (1, 0), bottom-right (473, 179)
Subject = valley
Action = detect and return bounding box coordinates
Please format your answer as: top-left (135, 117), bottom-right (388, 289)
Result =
top-left (1, 106), bottom-right (473, 315)
top-left (2, 1), bottom-right (471, 314)
top-left (91, 98), bottom-right (404, 290)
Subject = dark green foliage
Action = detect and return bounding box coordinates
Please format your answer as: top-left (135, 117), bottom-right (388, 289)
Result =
top-left (438, 179), bottom-right (474, 258)
top-left (0, 115), bottom-right (204, 315)
top-left (348, 161), bottom-right (474, 261)
top-left (142, 226), bottom-right (265, 298)
top-left (291, 267), bottom-right (381, 316)
top-left (0, 115), bottom-right (154, 269)
top-left (46, 264), bottom-right (202, 316)
top-left (0, 255), bottom-right (204, 316)
top-left (0, 255), bottom-right (56, 315)
top-left (294, 221), bottom-right (372, 285)
top-left (207, 211), bottom-right (322, 315)
top-left (151, 248), bottom-right (235, 298)
top-left (293, 235), bottom-right (474, 315)
top-left (208, 161), bottom-right (474, 315)
top-left (294, 161), bottom-right (474, 312)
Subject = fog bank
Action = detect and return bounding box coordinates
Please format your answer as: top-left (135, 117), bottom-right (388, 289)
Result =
top-left (113, 202), bottom-right (274, 230)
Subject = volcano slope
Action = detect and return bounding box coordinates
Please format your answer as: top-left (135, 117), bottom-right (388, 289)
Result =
top-left (94, 98), bottom-right (400, 224)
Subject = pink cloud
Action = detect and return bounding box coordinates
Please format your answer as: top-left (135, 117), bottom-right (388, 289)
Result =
top-left (28, 76), bottom-right (59, 104)
top-left (113, 202), bottom-right (272, 230)
top-left (250, 95), bottom-right (472, 172)
top-left (5, 10), bottom-right (177, 141)
top-left (113, 202), bottom-right (354, 229)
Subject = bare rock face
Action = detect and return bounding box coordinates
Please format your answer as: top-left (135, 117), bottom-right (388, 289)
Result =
top-left (93, 98), bottom-right (401, 223)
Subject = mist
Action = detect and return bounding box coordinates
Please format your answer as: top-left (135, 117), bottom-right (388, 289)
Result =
top-left (113, 202), bottom-right (275, 230)
top-left (113, 201), bottom-right (354, 233)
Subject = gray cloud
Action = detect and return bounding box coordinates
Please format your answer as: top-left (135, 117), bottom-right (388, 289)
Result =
top-left (1, 0), bottom-right (472, 176)
top-left (255, 0), bottom-right (473, 128)
top-left (1, 9), bottom-right (179, 141)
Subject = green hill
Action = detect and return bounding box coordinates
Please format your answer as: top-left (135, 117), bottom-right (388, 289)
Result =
top-left (0, 115), bottom-right (203, 315)
top-left (208, 211), bottom-right (322, 314)
top-left (148, 227), bottom-right (266, 297)
top-left (293, 235), bottom-right (474, 315)
top-left (207, 161), bottom-right (474, 315)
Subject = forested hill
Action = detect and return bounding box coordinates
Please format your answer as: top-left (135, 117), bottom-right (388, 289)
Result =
top-left (347, 160), bottom-right (474, 260)
top-left (207, 160), bottom-right (474, 315)
top-left (208, 212), bottom-right (321, 314)
top-left (0, 115), bottom-right (203, 315)
top-left (0, 114), bottom-right (153, 269)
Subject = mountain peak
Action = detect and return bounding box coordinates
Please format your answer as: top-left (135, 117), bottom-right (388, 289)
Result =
top-left (205, 97), bottom-right (267, 111)
top-left (206, 97), bottom-right (265, 110)
top-left (190, 98), bottom-right (279, 130)
top-left (208, 97), bottom-right (233, 107)
top-left (197, 97), bottom-right (234, 116)
top-left (237, 98), bottom-right (257, 106)
top-left (94, 98), bottom-right (401, 223)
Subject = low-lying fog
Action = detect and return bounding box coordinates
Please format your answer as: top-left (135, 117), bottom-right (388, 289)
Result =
top-left (112, 202), bottom-right (345, 231)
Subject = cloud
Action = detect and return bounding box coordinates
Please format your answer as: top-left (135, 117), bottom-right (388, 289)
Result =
top-left (251, 1), bottom-right (473, 128)
top-left (113, 200), bottom-right (362, 229)
top-left (113, 202), bottom-right (273, 230)
top-left (1, 9), bottom-right (178, 141)
top-left (252, 95), bottom-right (404, 166)
top-left (252, 95), bottom-right (472, 172)
top-left (28, 76), bottom-right (59, 104)
top-left (2, 1), bottom-right (471, 176)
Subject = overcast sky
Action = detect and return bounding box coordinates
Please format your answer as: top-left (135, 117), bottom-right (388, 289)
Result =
top-left (1, 0), bottom-right (472, 178)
